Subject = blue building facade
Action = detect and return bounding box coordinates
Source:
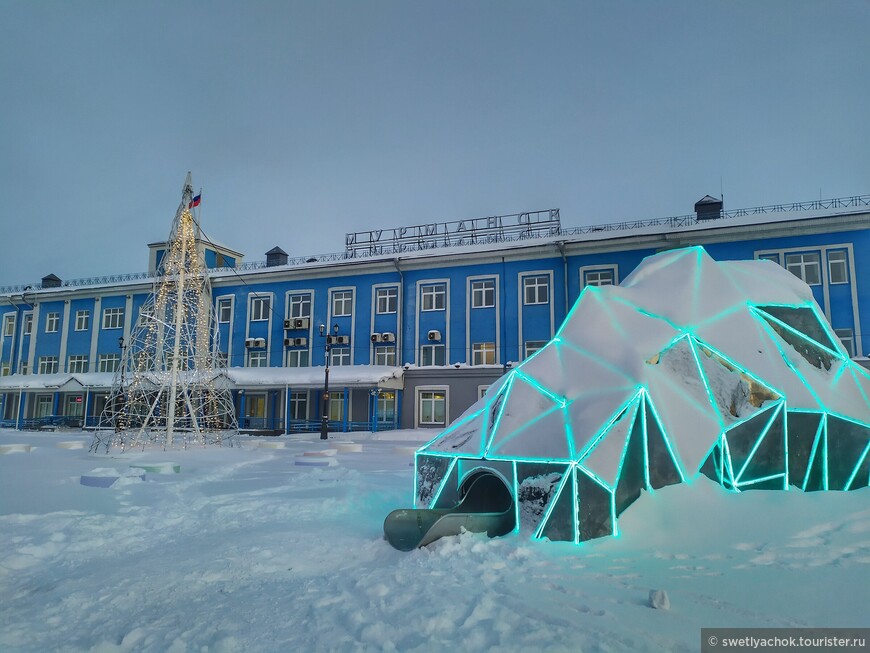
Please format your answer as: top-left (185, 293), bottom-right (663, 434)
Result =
top-left (1, 196), bottom-right (868, 433)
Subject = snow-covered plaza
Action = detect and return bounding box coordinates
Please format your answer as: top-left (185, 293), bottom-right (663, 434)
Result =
top-left (1, 429), bottom-right (867, 653)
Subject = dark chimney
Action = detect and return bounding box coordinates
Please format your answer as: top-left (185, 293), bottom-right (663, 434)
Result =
top-left (41, 273), bottom-right (62, 289)
top-left (695, 195), bottom-right (723, 221)
top-left (265, 247), bottom-right (288, 267)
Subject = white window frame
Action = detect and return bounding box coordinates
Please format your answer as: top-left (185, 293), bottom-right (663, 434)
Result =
top-left (470, 279), bottom-right (496, 309)
top-left (68, 355), bottom-right (88, 373)
top-left (247, 350), bottom-right (268, 367)
top-left (524, 340), bottom-right (547, 359)
top-left (757, 253), bottom-right (781, 265)
top-left (581, 266), bottom-right (617, 288)
top-left (217, 297), bottom-right (233, 323)
top-left (417, 387), bottom-right (448, 427)
top-left (374, 345), bottom-right (396, 366)
top-left (289, 294), bottom-right (312, 319)
top-left (23, 313), bottom-right (33, 335)
top-left (328, 390), bottom-right (346, 422)
top-left (45, 312), bottom-right (60, 333)
top-left (785, 252), bottom-right (821, 286)
top-left (834, 328), bottom-right (855, 358)
top-left (36, 394), bottom-right (53, 418)
top-left (421, 283), bottom-right (446, 311)
top-left (98, 353), bottom-right (120, 373)
top-left (38, 356), bottom-right (59, 374)
top-left (419, 344), bottom-right (446, 366)
top-left (376, 391), bottom-right (396, 424)
top-left (477, 385), bottom-right (490, 400)
top-left (250, 295), bottom-right (271, 322)
top-left (523, 275), bottom-right (550, 305)
top-left (375, 287), bottom-right (398, 314)
top-left (472, 342), bottom-right (496, 365)
top-left (330, 347), bottom-right (351, 366)
top-left (74, 310), bottom-right (90, 331)
top-left (286, 349), bottom-right (310, 367)
top-left (3, 314), bottom-right (15, 337)
top-left (289, 391), bottom-right (308, 421)
top-left (1, 363), bottom-right (10, 376)
top-left (332, 290), bottom-right (354, 317)
top-left (102, 307), bottom-right (124, 330)
top-left (828, 250), bottom-right (848, 285)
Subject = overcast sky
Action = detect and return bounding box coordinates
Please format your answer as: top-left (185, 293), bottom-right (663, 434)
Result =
top-left (2, 1), bottom-right (868, 287)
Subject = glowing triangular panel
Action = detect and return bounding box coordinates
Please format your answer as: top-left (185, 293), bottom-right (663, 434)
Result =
top-left (786, 411), bottom-right (823, 488)
top-left (614, 407), bottom-right (646, 516)
top-left (420, 407), bottom-right (488, 456)
top-left (516, 463), bottom-right (570, 535)
top-left (487, 404), bottom-right (571, 460)
top-left (720, 259), bottom-right (815, 305)
top-left (643, 338), bottom-right (723, 474)
top-left (575, 469), bottom-right (614, 541)
top-left (579, 398), bottom-right (639, 489)
top-left (754, 308), bottom-right (839, 373)
top-left (643, 399), bottom-right (684, 488)
top-left (538, 470), bottom-right (576, 542)
top-left (723, 403), bottom-right (780, 482)
top-left (734, 405), bottom-right (786, 486)
top-left (416, 454), bottom-right (455, 508)
top-left (521, 340), bottom-right (635, 400)
top-left (825, 417), bottom-right (870, 491)
top-left (754, 305), bottom-right (839, 352)
top-left (566, 387), bottom-right (640, 460)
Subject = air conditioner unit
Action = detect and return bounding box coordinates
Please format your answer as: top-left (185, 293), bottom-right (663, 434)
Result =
top-left (245, 338), bottom-right (256, 348)
top-left (254, 337), bottom-right (266, 348)
top-left (283, 319), bottom-right (293, 330)
top-left (294, 317), bottom-right (310, 329)
top-left (371, 333), bottom-right (383, 343)
top-left (335, 335), bottom-right (350, 345)
top-left (326, 335), bottom-right (335, 345)
top-left (293, 337), bottom-right (308, 347)
top-left (381, 332), bottom-right (396, 343)
top-left (283, 337), bottom-right (292, 347)
top-left (427, 329), bottom-right (441, 342)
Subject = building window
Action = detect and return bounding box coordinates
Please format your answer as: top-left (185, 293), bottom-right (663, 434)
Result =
top-left (247, 350), bottom-right (268, 367)
top-left (250, 296), bottom-right (270, 321)
top-left (376, 287), bottom-right (398, 314)
top-left (420, 344), bottom-right (445, 366)
top-left (418, 389), bottom-right (447, 426)
top-left (785, 253), bottom-right (821, 286)
top-left (374, 345), bottom-right (396, 366)
top-left (3, 314), bottom-right (15, 337)
top-left (217, 298), bottom-right (233, 323)
top-left (330, 347), bottom-right (351, 366)
top-left (38, 356), bottom-right (59, 374)
top-left (525, 340), bottom-right (547, 358)
top-left (19, 361), bottom-right (29, 375)
top-left (828, 251), bottom-right (848, 284)
top-left (523, 275), bottom-right (549, 305)
top-left (478, 385), bottom-right (489, 400)
top-left (68, 355), bottom-right (88, 373)
top-left (471, 279), bottom-right (495, 308)
top-left (332, 290), bottom-right (353, 317)
top-left (98, 353), bottom-right (120, 373)
top-left (287, 349), bottom-right (310, 367)
top-left (421, 284), bottom-right (446, 311)
top-left (835, 329), bottom-right (855, 358)
top-left (328, 391), bottom-right (345, 422)
top-left (584, 268), bottom-right (615, 287)
top-left (1, 363), bottom-right (10, 376)
top-left (102, 307), bottom-right (124, 330)
top-left (46, 312), bottom-right (60, 333)
top-left (289, 294), bottom-right (312, 319)
top-left (289, 391), bottom-right (308, 421)
top-left (36, 395), bottom-right (53, 418)
top-left (377, 391), bottom-right (396, 423)
top-left (74, 310), bottom-right (90, 331)
top-left (23, 313), bottom-right (33, 335)
top-left (472, 342), bottom-right (496, 365)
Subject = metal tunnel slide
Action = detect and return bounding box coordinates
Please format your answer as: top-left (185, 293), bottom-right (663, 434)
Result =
top-left (383, 471), bottom-right (515, 551)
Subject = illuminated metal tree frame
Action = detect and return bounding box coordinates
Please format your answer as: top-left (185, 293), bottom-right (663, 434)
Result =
top-left (93, 175), bottom-right (238, 451)
top-left (414, 247), bottom-right (870, 544)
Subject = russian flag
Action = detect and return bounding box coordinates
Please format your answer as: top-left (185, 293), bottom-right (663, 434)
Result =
top-left (189, 194), bottom-right (201, 209)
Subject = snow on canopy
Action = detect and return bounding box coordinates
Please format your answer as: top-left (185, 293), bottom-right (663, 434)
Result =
top-left (415, 246), bottom-right (870, 544)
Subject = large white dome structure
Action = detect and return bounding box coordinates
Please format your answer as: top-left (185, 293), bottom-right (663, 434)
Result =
top-left (404, 246), bottom-right (870, 546)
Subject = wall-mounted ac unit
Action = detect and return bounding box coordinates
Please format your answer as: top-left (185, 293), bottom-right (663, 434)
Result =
top-left (284, 317), bottom-right (310, 330)
top-left (381, 332), bottom-right (396, 343)
top-left (293, 337), bottom-right (308, 347)
top-left (245, 337), bottom-right (257, 348)
top-left (254, 337), bottom-right (266, 348)
top-left (371, 333), bottom-right (383, 343)
top-left (283, 337), bottom-right (292, 347)
top-left (283, 319), bottom-right (292, 330)
top-left (427, 329), bottom-right (441, 342)
top-left (335, 335), bottom-right (350, 345)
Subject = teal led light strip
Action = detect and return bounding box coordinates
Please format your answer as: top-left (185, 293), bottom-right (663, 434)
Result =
top-left (802, 414), bottom-right (827, 491)
top-left (427, 457), bottom-right (458, 509)
top-left (533, 465), bottom-right (575, 541)
top-left (574, 387), bottom-right (644, 463)
top-left (482, 372), bottom-right (517, 457)
top-left (734, 403), bottom-right (783, 484)
top-left (735, 473), bottom-right (786, 488)
top-left (643, 389), bottom-right (688, 482)
top-left (750, 307), bottom-right (843, 361)
top-left (843, 441), bottom-right (870, 491)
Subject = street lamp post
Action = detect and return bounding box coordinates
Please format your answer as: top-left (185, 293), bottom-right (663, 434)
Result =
top-left (115, 336), bottom-right (127, 433)
top-left (319, 323), bottom-right (339, 440)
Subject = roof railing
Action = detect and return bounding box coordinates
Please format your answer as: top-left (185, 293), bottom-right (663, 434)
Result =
top-left (2, 194), bottom-right (867, 295)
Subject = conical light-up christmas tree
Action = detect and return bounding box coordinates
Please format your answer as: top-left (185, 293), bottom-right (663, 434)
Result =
top-left (93, 174), bottom-right (238, 451)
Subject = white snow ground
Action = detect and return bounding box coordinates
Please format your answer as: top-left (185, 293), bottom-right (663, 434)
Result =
top-left (1, 429), bottom-right (867, 653)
